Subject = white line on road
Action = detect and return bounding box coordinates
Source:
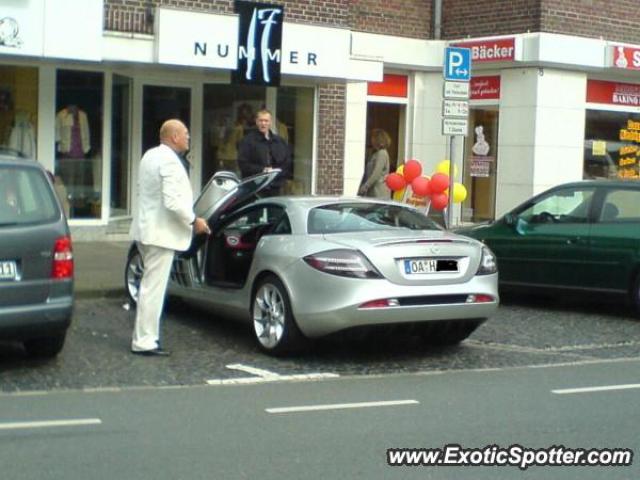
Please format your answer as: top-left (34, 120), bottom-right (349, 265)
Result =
top-left (266, 399), bottom-right (419, 414)
top-left (552, 383), bottom-right (640, 395)
top-left (206, 364), bottom-right (340, 385)
top-left (0, 418), bottom-right (102, 431)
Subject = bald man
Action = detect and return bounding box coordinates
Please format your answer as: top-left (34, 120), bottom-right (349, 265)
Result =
top-left (129, 119), bottom-right (209, 356)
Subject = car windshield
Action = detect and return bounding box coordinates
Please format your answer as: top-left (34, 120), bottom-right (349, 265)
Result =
top-left (307, 202), bottom-right (441, 234)
top-left (0, 165), bottom-right (59, 226)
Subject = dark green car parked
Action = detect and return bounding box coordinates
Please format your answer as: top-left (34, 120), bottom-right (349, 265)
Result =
top-left (456, 180), bottom-right (640, 313)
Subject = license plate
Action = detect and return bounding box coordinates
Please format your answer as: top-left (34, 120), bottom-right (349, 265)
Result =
top-left (404, 259), bottom-right (438, 274)
top-left (0, 260), bottom-right (17, 280)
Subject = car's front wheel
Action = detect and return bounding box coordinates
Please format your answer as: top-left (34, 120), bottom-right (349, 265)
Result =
top-left (252, 275), bottom-right (304, 355)
top-left (125, 245), bottom-right (143, 306)
top-left (24, 332), bottom-right (66, 358)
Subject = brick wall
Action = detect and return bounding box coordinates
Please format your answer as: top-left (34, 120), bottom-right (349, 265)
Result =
top-left (104, 0), bottom-right (349, 34)
top-left (349, 0), bottom-right (430, 39)
top-left (316, 84), bottom-right (346, 195)
top-left (441, 0), bottom-right (541, 39)
top-left (540, 0), bottom-right (640, 43)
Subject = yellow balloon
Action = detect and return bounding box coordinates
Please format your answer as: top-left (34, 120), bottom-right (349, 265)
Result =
top-left (396, 164), bottom-right (404, 175)
top-left (436, 159), bottom-right (458, 177)
top-left (393, 187), bottom-right (406, 201)
top-left (452, 183), bottom-right (467, 203)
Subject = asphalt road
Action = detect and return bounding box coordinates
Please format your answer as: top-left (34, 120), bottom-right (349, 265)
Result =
top-left (0, 359), bottom-right (637, 480)
top-left (1, 293), bottom-right (639, 392)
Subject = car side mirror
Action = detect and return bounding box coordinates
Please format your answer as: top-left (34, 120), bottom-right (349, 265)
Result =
top-left (503, 213), bottom-right (517, 227)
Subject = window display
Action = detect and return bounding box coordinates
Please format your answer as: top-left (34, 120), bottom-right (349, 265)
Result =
top-left (584, 109), bottom-right (640, 180)
top-left (55, 70), bottom-right (104, 219)
top-left (0, 66), bottom-right (38, 159)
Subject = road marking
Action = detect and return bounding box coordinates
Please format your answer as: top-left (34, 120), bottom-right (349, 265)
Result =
top-left (266, 399), bottom-right (419, 414)
top-left (0, 418), bottom-right (102, 431)
top-left (206, 364), bottom-right (340, 385)
top-left (552, 383), bottom-right (640, 395)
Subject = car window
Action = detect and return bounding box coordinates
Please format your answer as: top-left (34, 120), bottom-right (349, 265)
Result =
top-left (598, 189), bottom-right (640, 223)
top-left (518, 188), bottom-right (595, 224)
top-left (225, 205), bottom-right (290, 234)
top-left (0, 166), bottom-right (59, 225)
top-left (307, 203), bottom-right (441, 234)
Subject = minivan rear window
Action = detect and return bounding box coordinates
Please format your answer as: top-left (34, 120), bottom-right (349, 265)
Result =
top-left (307, 203), bottom-right (442, 234)
top-left (0, 166), bottom-right (59, 226)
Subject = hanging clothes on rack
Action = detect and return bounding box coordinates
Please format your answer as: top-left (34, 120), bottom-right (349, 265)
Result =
top-left (7, 111), bottom-right (36, 158)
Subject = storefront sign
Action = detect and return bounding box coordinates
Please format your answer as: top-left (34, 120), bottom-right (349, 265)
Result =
top-left (452, 37), bottom-right (519, 63)
top-left (157, 8), bottom-right (354, 81)
top-left (470, 76), bottom-right (501, 100)
top-left (587, 79), bottom-right (640, 106)
top-left (367, 74), bottom-right (408, 97)
top-left (232, 1), bottom-right (284, 86)
top-left (610, 45), bottom-right (640, 70)
top-left (0, 0), bottom-right (44, 57)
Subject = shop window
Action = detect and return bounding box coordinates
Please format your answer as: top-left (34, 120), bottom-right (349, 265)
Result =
top-left (0, 66), bottom-right (38, 159)
top-left (55, 70), bottom-right (104, 219)
top-left (584, 110), bottom-right (640, 180)
top-left (462, 108), bottom-right (499, 223)
top-left (201, 85), bottom-right (314, 194)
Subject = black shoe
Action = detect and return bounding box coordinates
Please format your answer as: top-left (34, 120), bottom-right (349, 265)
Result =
top-left (131, 348), bottom-right (171, 357)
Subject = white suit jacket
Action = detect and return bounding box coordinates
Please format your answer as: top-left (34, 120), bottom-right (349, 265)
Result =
top-left (129, 144), bottom-right (196, 252)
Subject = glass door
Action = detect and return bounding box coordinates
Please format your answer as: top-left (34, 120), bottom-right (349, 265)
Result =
top-left (142, 85), bottom-right (191, 171)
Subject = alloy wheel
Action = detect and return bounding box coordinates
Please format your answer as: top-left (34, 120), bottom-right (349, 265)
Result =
top-left (253, 283), bottom-right (286, 349)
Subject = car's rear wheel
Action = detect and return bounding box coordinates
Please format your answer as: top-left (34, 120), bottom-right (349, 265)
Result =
top-left (252, 275), bottom-right (304, 355)
top-left (24, 333), bottom-right (66, 358)
top-left (125, 245), bottom-right (143, 306)
top-left (420, 319), bottom-right (483, 346)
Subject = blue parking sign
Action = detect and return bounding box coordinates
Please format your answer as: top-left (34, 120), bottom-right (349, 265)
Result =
top-left (444, 47), bottom-right (471, 82)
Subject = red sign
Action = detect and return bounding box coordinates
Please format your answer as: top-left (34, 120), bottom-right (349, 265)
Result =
top-left (587, 79), bottom-right (640, 106)
top-left (453, 37), bottom-right (517, 63)
top-left (367, 74), bottom-right (408, 98)
top-left (610, 45), bottom-right (640, 70)
top-left (471, 76), bottom-right (501, 100)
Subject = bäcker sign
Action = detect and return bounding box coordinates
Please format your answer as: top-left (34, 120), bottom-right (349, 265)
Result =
top-left (232, 0), bottom-right (284, 86)
top-left (453, 37), bottom-right (519, 63)
top-left (587, 79), bottom-right (640, 106)
top-left (610, 45), bottom-right (640, 71)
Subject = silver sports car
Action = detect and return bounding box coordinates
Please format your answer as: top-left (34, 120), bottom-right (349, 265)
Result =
top-left (125, 170), bottom-right (499, 355)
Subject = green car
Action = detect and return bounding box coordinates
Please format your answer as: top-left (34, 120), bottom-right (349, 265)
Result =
top-left (456, 180), bottom-right (640, 313)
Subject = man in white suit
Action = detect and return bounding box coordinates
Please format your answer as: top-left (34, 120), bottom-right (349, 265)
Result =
top-left (129, 119), bottom-right (210, 356)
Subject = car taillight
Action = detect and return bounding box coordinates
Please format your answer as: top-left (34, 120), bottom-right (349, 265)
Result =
top-left (52, 236), bottom-right (74, 279)
top-left (476, 245), bottom-right (497, 275)
top-left (303, 249), bottom-right (382, 279)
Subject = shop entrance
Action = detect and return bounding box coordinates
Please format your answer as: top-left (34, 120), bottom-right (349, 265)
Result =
top-left (365, 102), bottom-right (405, 173)
top-left (462, 108), bottom-right (500, 222)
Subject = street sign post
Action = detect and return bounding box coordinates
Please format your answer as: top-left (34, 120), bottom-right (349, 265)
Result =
top-left (441, 46), bottom-right (472, 229)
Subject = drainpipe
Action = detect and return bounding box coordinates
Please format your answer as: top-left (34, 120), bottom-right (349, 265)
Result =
top-left (433, 0), bottom-right (442, 39)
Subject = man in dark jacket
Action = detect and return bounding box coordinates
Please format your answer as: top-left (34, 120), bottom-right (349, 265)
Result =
top-left (237, 109), bottom-right (291, 195)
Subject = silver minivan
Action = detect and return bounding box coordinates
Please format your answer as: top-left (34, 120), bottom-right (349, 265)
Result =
top-left (0, 151), bottom-right (73, 358)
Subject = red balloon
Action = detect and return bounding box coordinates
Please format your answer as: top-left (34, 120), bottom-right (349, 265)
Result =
top-left (429, 172), bottom-right (449, 194)
top-left (411, 176), bottom-right (430, 196)
top-left (402, 160), bottom-right (422, 182)
top-left (385, 172), bottom-right (406, 192)
top-left (431, 192), bottom-right (448, 210)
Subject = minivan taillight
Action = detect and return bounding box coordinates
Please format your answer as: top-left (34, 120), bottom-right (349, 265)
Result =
top-left (52, 236), bottom-right (74, 279)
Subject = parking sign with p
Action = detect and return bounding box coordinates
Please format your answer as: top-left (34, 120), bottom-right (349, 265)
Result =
top-left (444, 47), bottom-right (471, 82)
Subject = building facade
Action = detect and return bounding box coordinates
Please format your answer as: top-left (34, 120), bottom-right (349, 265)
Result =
top-left (1, 0), bottom-right (639, 238)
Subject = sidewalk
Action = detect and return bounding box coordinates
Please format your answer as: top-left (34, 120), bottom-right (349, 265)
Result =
top-left (73, 240), bottom-right (131, 299)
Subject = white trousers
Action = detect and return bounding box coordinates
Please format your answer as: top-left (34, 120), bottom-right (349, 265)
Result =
top-left (131, 242), bottom-right (175, 352)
